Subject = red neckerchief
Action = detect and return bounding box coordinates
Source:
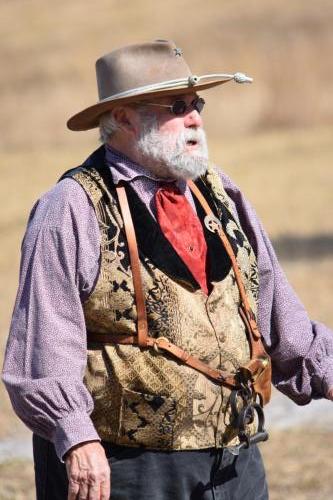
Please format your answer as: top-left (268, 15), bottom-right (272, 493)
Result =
top-left (155, 184), bottom-right (208, 295)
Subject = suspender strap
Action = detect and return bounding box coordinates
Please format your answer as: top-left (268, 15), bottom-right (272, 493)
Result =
top-left (89, 181), bottom-right (271, 402)
top-left (116, 185), bottom-right (148, 347)
top-left (87, 331), bottom-right (237, 387)
top-left (188, 180), bottom-right (264, 359)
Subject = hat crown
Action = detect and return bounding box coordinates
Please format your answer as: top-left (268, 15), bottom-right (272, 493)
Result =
top-left (96, 40), bottom-right (192, 101)
top-left (67, 40), bottom-right (248, 131)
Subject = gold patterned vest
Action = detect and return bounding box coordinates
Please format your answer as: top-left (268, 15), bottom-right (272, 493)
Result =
top-left (65, 149), bottom-right (259, 450)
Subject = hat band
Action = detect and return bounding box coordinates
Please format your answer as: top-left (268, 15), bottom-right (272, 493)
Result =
top-left (98, 72), bottom-right (253, 104)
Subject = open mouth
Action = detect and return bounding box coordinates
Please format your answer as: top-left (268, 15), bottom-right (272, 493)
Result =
top-left (186, 139), bottom-right (198, 146)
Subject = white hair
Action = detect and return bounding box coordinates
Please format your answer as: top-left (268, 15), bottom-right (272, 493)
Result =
top-left (136, 115), bottom-right (209, 180)
top-left (99, 105), bottom-right (209, 181)
top-left (98, 104), bottom-right (151, 143)
top-left (99, 111), bottom-right (120, 143)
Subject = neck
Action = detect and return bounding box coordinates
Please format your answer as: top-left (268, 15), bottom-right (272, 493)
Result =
top-left (106, 137), bottom-right (176, 180)
top-left (107, 136), bottom-right (143, 166)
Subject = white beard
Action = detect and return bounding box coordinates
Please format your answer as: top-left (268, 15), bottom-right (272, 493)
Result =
top-left (135, 118), bottom-right (209, 180)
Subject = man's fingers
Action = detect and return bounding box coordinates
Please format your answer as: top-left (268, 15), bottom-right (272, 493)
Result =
top-left (78, 475), bottom-right (89, 499)
top-left (87, 481), bottom-right (103, 500)
top-left (99, 477), bottom-right (111, 500)
top-left (67, 479), bottom-right (80, 500)
top-left (65, 442), bottom-right (111, 500)
top-left (68, 475), bottom-right (109, 500)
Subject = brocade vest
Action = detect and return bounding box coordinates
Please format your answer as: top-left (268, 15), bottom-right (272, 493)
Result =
top-left (65, 148), bottom-right (260, 450)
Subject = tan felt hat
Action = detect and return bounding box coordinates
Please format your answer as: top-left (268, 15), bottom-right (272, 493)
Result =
top-left (67, 40), bottom-right (252, 131)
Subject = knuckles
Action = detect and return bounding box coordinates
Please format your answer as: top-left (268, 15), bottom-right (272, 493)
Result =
top-left (69, 473), bottom-right (81, 483)
top-left (69, 468), bottom-right (109, 485)
top-left (88, 469), bottom-right (109, 483)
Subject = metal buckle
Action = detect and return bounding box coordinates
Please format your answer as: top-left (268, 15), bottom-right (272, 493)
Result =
top-left (253, 357), bottom-right (269, 382)
top-left (239, 357), bottom-right (270, 384)
top-left (153, 337), bottom-right (169, 353)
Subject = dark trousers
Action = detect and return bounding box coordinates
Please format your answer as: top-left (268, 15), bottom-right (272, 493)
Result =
top-left (33, 434), bottom-right (268, 500)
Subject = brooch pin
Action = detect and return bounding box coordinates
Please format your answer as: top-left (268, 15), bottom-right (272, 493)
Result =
top-left (204, 215), bottom-right (222, 233)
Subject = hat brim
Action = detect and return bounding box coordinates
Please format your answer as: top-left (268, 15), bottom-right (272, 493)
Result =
top-left (67, 76), bottom-right (231, 131)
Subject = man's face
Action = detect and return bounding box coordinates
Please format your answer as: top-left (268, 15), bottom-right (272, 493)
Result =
top-left (133, 92), bottom-right (209, 180)
top-left (152, 92), bottom-right (204, 149)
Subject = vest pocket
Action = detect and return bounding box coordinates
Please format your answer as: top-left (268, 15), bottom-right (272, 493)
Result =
top-left (118, 387), bottom-right (177, 449)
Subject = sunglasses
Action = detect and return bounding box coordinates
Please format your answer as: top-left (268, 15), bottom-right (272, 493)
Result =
top-left (141, 96), bottom-right (205, 116)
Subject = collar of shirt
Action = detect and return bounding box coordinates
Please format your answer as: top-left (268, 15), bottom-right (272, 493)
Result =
top-left (104, 144), bottom-right (196, 217)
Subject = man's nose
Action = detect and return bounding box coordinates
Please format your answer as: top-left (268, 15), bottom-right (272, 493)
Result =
top-left (184, 109), bottom-right (203, 128)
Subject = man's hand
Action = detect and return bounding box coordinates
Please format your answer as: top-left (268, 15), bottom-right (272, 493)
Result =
top-left (65, 441), bottom-right (110, 500)
top-left (327, 388), bottom-right (333, 401)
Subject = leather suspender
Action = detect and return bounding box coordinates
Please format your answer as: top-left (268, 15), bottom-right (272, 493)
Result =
top-left (88, 182), bottom-right (271, 404)
top-left (116, 185), bottom-right (148, 348)
top-left (187, 181), bottom-right (261, 353)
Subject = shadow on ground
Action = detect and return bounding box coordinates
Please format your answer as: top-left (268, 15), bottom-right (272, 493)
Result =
top-left (272, 234), bottom-right (333, 261)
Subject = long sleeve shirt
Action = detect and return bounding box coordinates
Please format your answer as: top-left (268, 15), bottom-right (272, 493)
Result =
top-left (2, 145), bottom-right (333, 461)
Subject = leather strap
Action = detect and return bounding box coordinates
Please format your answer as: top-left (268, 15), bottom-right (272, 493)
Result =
top-left (90, 181), bottom-right (271, 401)
top-left (88, 332), bottom-right (237, 387)
top-left (116, 185), bottom-right (148, 347)
top-left (188, 180), bottom-right (265, 360)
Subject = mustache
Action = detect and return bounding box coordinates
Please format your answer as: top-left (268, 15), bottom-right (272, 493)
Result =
top-left (136, 122), bottom-right (209, 180)
top-left (176, 128), bottom-right (205, 147)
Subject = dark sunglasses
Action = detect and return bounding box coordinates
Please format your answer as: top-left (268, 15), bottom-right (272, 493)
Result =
top-left (141, 96), bottom-right (205, 116)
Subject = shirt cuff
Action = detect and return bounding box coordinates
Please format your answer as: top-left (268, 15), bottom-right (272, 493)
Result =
top-left (54, 412), bottom-right (101, 462)
top-left (322, 357), bottom-right (333, 398)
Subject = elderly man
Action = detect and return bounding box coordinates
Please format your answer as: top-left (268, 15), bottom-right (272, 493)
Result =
top-left (2, 40), bottom-right (333, 500)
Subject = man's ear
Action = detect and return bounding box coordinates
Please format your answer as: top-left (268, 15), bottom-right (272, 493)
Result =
top-left (112, 106), bottom-right (138, 135)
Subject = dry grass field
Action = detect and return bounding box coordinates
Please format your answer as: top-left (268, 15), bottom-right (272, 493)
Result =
top-left (1, 429), bottom-right (333, 499)
top-left (1, 0), bottom-right (333, 151)
top-left (1, 0), bottom-right (333, 498)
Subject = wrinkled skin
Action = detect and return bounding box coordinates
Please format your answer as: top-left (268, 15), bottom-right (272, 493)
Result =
top-left (65, 441), bottom-right (110, 500)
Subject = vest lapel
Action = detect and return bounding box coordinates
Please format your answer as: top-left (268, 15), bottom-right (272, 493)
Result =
top-left (76, 146), bottom-right (241, 290)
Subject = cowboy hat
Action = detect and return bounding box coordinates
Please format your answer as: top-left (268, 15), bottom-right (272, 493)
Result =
top-left (67, 39), bottom-right (252, 131)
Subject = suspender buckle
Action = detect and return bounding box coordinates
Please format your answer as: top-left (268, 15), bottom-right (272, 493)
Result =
top-left (153, 337), bottom-right (169, 353)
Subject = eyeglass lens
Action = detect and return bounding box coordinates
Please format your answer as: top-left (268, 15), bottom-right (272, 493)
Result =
top-left (172, 97), bottom-right (205, 115)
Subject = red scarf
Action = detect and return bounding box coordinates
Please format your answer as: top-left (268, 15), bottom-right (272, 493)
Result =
top-left (155, 185), bottom-right (209, 295)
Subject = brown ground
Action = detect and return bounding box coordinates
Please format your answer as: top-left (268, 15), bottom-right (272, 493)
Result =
top-left (0, 460), bottom-right (35, 500)
top-left (262, 430), bottom-right (333, 500)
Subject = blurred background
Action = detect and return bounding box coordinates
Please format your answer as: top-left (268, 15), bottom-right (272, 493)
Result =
top-left (1, 0), bottom-right (333, 498)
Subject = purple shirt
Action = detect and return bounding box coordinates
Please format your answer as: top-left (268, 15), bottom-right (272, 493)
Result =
top-left (2, 146), bottom-right (333, 461)
top-left (105, 145), bottom-right (196, 215)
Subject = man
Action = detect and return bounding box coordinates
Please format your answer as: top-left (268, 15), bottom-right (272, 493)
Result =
top-left (2, 40), bottom-right (333, 500)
